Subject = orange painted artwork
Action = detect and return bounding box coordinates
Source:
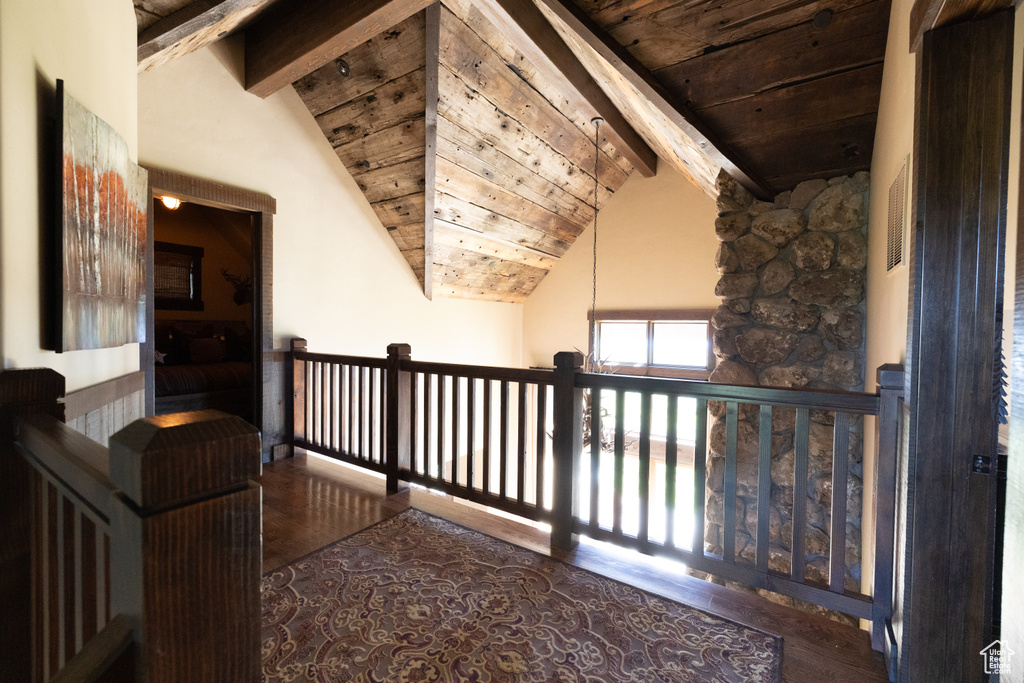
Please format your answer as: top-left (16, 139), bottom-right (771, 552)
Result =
top-left (57, 80), bottom-right (147, 352)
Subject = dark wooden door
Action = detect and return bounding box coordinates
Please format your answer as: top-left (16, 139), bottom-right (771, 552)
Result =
top-left (904, 10), bottom-right (1013, 681)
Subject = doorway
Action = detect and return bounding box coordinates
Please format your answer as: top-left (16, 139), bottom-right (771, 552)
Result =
top-left (141, 168), bottom-right (280, 460)
top-left (151, 200), bottom-right (256, 422)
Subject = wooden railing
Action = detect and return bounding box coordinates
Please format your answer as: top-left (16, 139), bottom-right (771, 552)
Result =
top-left (555, 353), bottom-right (904, 650)
top-left (0, 368), bottom-right (262, 682)
top-left (289, 340), bottom-right (903, 650)
top-left (399, 353), bottom-right (554, 522)
top-left (292, 340), bottom-right (555, 522)
top-left (292, 338), bottom-right (388, 474)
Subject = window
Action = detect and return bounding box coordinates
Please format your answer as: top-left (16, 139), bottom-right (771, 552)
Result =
top-left (589, 309), bottom-right (714, 379)
top-left (154, 241), bottom-right (204, 311)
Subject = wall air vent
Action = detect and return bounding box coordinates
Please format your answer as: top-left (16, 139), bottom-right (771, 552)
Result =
top-left (887, 162), bottom-right (907, 272)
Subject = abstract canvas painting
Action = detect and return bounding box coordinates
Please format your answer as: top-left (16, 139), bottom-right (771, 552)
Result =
top-left (56, 80), bottom-right (147, 352)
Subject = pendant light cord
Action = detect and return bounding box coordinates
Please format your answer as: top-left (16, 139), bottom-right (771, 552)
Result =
top-left (589, 118), bottom-right (601, 371)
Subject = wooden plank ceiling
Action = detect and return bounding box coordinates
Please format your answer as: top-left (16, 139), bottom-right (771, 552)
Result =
top-left (551, 0), bottom-right (891, 193)
top-left (134, 0), bottom-right (892, 302)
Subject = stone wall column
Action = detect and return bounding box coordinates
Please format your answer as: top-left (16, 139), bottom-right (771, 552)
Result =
top-left (705, 171), bottom-right (869, 624)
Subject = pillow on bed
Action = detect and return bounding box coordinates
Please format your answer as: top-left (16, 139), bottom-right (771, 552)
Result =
top-left (225, 326), bottom-right (252, 362)
top-left (189, 337), bottom-right (227, 364)
top-left (158, 326), bottom-right (195, 365)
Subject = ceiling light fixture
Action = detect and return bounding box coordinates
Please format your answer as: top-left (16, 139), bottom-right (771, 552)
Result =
top-left (161, 196), bottom-right (181, 210)
top-left (335, 59), bottom-right (350, 77)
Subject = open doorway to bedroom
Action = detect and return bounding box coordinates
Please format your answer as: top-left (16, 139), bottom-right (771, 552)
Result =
top-left (151, 200), bottom-right (255, 422)
top-left (142, 168), bottom-right (279, 460)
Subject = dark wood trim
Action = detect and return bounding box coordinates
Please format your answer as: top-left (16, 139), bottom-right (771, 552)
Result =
top-left (49, 614), bottom-right (133, 683)
top-left (402, 359), bottom-right (553, 384)
top-left (146, 168), bottom-right (276, 214)
top-left (872, 364), bottom-right (904, 653)
top-left (385, 344), bottom-right (412, 493)
top-left (63, 372), bottom-right (146, 423)
top-left (143, 188), bottom-right (156, 415)
top-left (143, 168), bottom-right (278, 460)
top-left (909, 0), bottom-right (1016, 52)
top-left (576, 372), bottom-right (881, 413)
top-left (901, 11), bottom-right (1013, 680)
top-left (551, 351), bottom-right (584, 549)
top-left (295, 351), bottom-right (386, 369)
top-left (532, 0), bottom-right (771, 198)
top-left (473, 0), bottom-right (657, 178)
top-left (243, 0), bottom-right (435, 98)
top-left (0, 369), bottom-right (65, 682)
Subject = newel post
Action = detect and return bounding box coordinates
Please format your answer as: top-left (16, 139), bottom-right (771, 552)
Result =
top-left (386, 343), bottom-right (412, 494)
top-left (872, 363), bottom-right (904, 653)
top-left (107, 411), bottom-right (262, 682)
top-left (290, 338), bottom-right (307, 458)
top-left (551, 351), bottom-right (584, 550)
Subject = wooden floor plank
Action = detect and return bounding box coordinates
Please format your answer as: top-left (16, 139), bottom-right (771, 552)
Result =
top-left (259, 454), bottom-right (888, 682)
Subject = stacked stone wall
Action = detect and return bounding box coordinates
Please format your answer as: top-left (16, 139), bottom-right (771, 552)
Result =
top-left (704, 170), bottom-right (869, 624)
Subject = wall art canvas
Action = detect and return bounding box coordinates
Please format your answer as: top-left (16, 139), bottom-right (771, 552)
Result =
top-left (56, 80), bottom-right (147, 352)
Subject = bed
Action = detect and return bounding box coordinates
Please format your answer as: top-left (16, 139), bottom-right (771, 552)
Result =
top-left (154, 320), bottom-right (253, 421)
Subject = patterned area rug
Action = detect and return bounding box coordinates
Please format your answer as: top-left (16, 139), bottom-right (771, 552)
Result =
top-left (262, 509), bottom-right (782, 682)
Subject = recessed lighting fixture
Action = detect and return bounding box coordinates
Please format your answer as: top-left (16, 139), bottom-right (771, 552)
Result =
top-left (161, 196), bottom-right (181, 210)
top-left (335, 59), bottom-right (350, 77)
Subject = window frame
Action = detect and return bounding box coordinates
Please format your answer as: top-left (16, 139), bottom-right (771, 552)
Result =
top-left (153, 240), bottom-right (204, 311)
top-left (587, 309), bottom-right (716, 380)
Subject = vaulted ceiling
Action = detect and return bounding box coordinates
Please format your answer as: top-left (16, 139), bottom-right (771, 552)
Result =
top-left (135, 0), bottom-right (892, 302)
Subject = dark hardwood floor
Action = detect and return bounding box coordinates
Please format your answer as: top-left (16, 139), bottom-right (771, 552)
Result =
top-left (260, 454), bottom-right (889, 682)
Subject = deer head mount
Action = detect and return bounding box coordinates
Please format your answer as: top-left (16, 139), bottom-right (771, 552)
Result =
top-left (221, 268), bottom-right (253, 305)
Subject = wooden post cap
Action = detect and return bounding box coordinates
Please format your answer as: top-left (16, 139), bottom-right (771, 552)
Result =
top-left (387, 343), bottom-right (412, 357)
top-left (876, 364), bottom-right (905, 390)
top-left (108, 410), bottom-right (261, 511)
top-left (290, 338), bottom-right (307, 351)
top-left (0, 368), bottom-right (65, 407)
top-left (553, 351), bottom-right (584, 369)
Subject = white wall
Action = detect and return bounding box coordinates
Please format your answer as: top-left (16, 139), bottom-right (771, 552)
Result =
top-left (0, 0), bottom-right (139, 391)
top-left (521, 161), bottom-right (720, 368)
top-left (860, 0), bottom-right (916, 602)
top-left (138, 38), bottom-right (522, 368)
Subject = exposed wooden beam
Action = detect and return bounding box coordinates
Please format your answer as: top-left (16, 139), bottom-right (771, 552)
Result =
top-left (244, 0), bottom-right (434, 98)
top-left (472, 0), bottom-right (658, 178)
top-left (531, 0), bottom-right (772, 199)
top-left (137, 0), bottom-right (273, 72)
top-left (909, 0), bottom-right (1016, 52)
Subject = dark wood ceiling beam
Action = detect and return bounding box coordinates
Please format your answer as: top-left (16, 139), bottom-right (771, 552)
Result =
top-left (137, 0), bottom-right (273, 72)
top-left (533, 0), bottom-right (771, 198)
top-left (472, 0), bottom-right (658, 178)
top-left (909, 0), bottom-right (1015, 51)
top-left (244, 0), bottom-right (434, 98)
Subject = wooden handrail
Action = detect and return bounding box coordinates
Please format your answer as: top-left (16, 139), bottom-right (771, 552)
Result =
top-left (575, 371), bottom-right (882, 414)
top-left (50, 614), bottom-right (134, 683)
top-left (16, 415), bottom-right (117, 522)
top-left (402, 358), bottom-right (554, 384)
top-left (294, 349), bottom-right (387, 369)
